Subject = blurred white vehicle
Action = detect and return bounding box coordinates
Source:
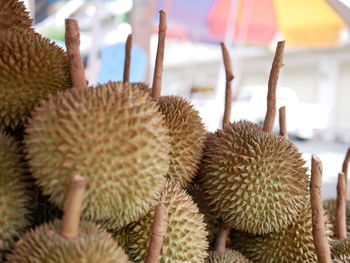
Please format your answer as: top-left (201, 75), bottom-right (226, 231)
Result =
top-left (191, 86), bottom-right (329, 140)
top-left (232, 86), bottom-right (329, 140)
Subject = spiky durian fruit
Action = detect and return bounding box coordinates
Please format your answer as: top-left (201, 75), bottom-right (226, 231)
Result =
top-left (231, 203), bottom-right (333, 263)
top-left (324, 198), bottom-right (350, 235)
top-left (205, 250), bottom-right (252, 263)
top-left (25, 82), bottom-right (170, 228)
top-left (0, 0), bottom-right (32, 31)
top-left (0, 29), bottom-right (71, 128)
top-left (113, 181), bottom-right (208, 263)
top-left (0, 131), bottom-right (31, 253)
top-left (200, 120), bottom-right (308, 235)
top-left (6, 220), bottom-right (130, 263)
top-left (157, 96), bottom-right (206, 187)
top-left (186, 181), bottom-right (221, 249)
top-left (186, 131), bottom-right (221, 248)
top-left (331, 239), bottom-right (350, 262)
top-left (333, 258), bottom-right (350, 263)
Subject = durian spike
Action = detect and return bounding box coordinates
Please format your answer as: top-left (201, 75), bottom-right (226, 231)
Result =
top-left (310, 155), bottom-right (332, 263)
top-left (279, 106), bottom-right (288, 139)
top-left (145, 203), bottom-right (168, 263)
top-left (262, 40), bottom-right (285, 134)
top-left (215, 223), bottom-right (231, 253)
top-left (335, 172), bottom-right (347, 240)
top-left (220, 42), bottom-right (234, 129)
top-left (123, 34), bottom-right (132, 83)
top-left (65, 19), bottom-right (87, 90)
top-left (342, 147), bottom-right (350, 189)
top-left (151, 10), bottom-right (167, 100)
top-left (61, 174), bottom-right (86, 239)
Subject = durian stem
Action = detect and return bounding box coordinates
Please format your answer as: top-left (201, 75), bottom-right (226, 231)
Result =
top-left (123, 34), bottom-right (132, 83)
top-left (221, 42), bottom-right (234, 129)
top-left (145, 203), bottom-right (168, 263)
top-left (65, 19), bottom-right (87, 90)
top-left (61, 174), bottom-right (86, 239)
top-left (262, 41), bottom-right (285, 134)
top-left (151, 10), bottom-right (167, 100)
top-left (342, 147), bottom-right (350, 191)
top-left (279, 106), bottom-right (288, 139)
top-left (336, 172), bottom-right (347, 240)
top-left (310, 155), bottom-right (332, 263)
top-left (215, 223), bottom-right (230, 253)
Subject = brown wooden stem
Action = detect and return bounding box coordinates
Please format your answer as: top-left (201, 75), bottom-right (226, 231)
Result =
top-left (65, 19), bottom-right (87, 89)
top-left (310, 155), bottom-right (332, 263)
top-left (61, 174), bottom-right (86, 239)
top-left (221, 42), bottom-right (234, 129)
top-left (336, 172), bottom-right (347, 240)
top-left (279, 106), bottom-right (288, 139)
top-left (145, 204), bottom-right (168, 263)
top-left (151, 10), bottom-right (167, 99)
top-left (342, 147), bottom-right (350, 188)
top-left (215, 223), bottom-right (230, 253)
top-left (123, 34), bottom-right (132, 83)
top-left (262, 41), bottom-right (285, 133)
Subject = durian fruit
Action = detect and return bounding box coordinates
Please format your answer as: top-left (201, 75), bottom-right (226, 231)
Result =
top-left (7, 174), bottom-right (130, 263)
top-left (0, 131), bottom-right (31, 253)
top-left (157, 96), bottom-right (206, 187)
top-left (331, 239), bottom-right (350, 262)
top-left (0, 0), bottom-right (32, 31)
top-left (25, 82), bottom-right (170, 227)
top-left (231, 203), bottom-right (333, 263)
top-left (200, 120), bottom-right (309, 235)
top-left (186, 178), bottom-right (221, 249)
top-left (113, 180), bottom-right (209, 263)
top-left (324, 198), bottom-right (350, 235)
top-left (0, 29), bottom-right (71, 128)
top-left (205, 250), bottom-right (252, 263)
top-left (6, 219), bottom-right (130, 263)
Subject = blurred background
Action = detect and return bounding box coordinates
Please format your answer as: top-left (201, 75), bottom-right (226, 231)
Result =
top-left (23, 0), bottom-right (350, 197)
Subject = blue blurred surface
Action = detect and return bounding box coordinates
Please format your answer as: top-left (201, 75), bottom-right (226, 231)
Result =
top-left (98, 43), bottom-right (147, 84)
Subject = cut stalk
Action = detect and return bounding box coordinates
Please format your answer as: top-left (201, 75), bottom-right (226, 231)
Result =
top-left (279, 106), bottom-right (288, 139)
top-left (145, 204), bottom-right (168, 263)
top-left (151, 10), bottom-right (167, 99)
top-left (221, 43), bottom-right (234, 129)
top-left (262, 41), bottom-right (285, 133)
top-left (310, 155), bottom-right (331, 263)
top-left (61, 174), bottom-right (86, 239)
top-left (65, 19), bottom-right (87, 90)
top-left (123, 34), bottom-right (132, 83)
top-left (335, 172), bottom-right (347, 240)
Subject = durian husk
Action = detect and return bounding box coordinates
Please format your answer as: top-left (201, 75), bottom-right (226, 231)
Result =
top-left (231, 203), bottom-right (333, 263)
top-left (113, 180), bottom-right (209, 263)
top-left (0, 0), bottom-right (32, 31)
top-left (0, 29), bottom-right (71, 128)
top-left (186, 180), bottom-right (221, 249)
top-left (6, 220), bottom-right (131, 263)
top-left (0, 131), bottom-right (31, 255)
top-left (158, 96), bottom-right (206, 187)
top-left (187, 131), bottom-right (222, 249)
top-left (200, 120), bottom-right (309, 235)
top-left (331, 239), bottom-right (350, 262)
top-left (25, 82), bottom-right (170, 228)
top-left (324, 198), bottom-right (350, 236)
top-left (205, 249), bottom-right (252, 263)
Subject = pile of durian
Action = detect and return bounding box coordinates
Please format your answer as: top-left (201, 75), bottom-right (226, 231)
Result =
top-left (1, 1), bottom-right (350, 262)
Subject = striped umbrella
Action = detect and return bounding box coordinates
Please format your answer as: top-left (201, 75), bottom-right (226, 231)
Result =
top-left (156, 0), bottom-right (346, 47)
